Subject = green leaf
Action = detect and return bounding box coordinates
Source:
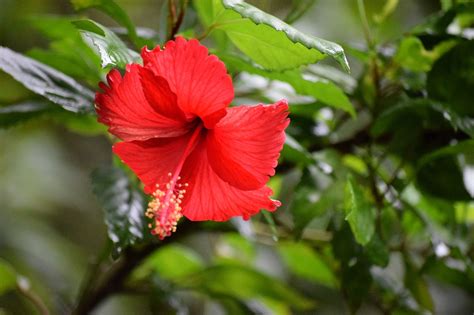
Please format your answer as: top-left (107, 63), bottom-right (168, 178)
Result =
top-left (345, 175), bottom-right (376, 246)
top-left (220, 53), bottom-right (355, 116)
top-left (71, 0), bottom-right (140, 46)
top-left (427, 40), bottom-right (474, 116)
top-left (0, 102), bottom-right (55, 129)
top-left (133, 245), bottom-right (204, 280)
top-left (416, 140), bottom-right (473, 201)
top-left (0, 258), bottom-right (17, 296)
top-left (27, 15), bottom-right (103, 83)
top-left (73, 19), bottom-right (140, 68)
top-left (278, 242), bottom-right (336, 287)
top-left (182, 263), bottom-right (313, 310)
top-left (0, 47), bottom-right (94, 113)
top-left (91, 165), bottom-right (147, 257)
top-left (206, 0), bottom-right (349, 72)
top-left (365, 235), bottom-right (389, 267)
top-left (405, 257), bottom-right (434, 312)
top-left (394, 37), bottom-right (435, 72)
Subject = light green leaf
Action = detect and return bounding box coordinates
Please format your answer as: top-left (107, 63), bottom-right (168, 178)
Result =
top-left (395, 36), bottom-right (457, 73)
top-left (73, 19), bottom-right (140, 68)
top-left (278, 242), bottom-right (336, 287)
top-left (345, 175), bottom-right (376, 245)
top-left (91, 165), bottom-right (147, 257)
top-left (220, 53), bottom-right (355, 116)
top-left (0, 47), bottom-right (94, 113)
top-left (203, 0), bottom-right (349, 72)
top-left (373, 0), bottom-right (399, 23)
top-left (71, 0), bottom-right (140, 46)
top-left (133, 245), bottom-right (204, 280)
top-left (0, 259), bottom-right (17, 296)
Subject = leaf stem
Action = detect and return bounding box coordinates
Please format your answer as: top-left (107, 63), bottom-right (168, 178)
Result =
top-left (17, 278), bottom-right (50, 315)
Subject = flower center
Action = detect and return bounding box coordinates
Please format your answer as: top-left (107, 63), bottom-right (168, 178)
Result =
top-left (145, 124), bottom-right (203, 239)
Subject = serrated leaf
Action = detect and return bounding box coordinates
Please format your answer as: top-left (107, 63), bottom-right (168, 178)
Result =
top-left (71, 0), bottom-right (140, 46)
top-left (201, 0), bottom-right (348, 72)
top-left (73, 19), bottom-right (140, 68)
top-left (220, 53), bottom-right (355, 116)
top-left (91, 165), bottom-right (146, 256)
top-left (221, 0), bottom-right (349, 71)
top-left (0, 47), bottom-right (94, 113)
top-left (0, 258), bottom-right (17, 296)
top-left (345, 175), bottom-right (376, 246)
top-left (0, 102), bottom-right (55, 129)
top-left (278, 242), bottom-right (336, 287)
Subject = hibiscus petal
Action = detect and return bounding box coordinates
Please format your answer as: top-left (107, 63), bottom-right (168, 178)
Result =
top-left (95, 64), bottom-right (191, 141)
top-left (141, 37), bottom-right (234, 128)
top-left (180, 141), bottom-right (280, 221)
top-left (206, 100), bottom-right (289, 191)
top-left (113, 132), bottom-right (194, 194)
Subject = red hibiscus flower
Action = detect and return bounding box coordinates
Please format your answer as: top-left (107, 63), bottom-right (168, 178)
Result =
top-left (95, 37), bottom-right (289, 239)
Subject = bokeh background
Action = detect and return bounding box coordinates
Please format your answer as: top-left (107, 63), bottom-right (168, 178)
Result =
top-left (1, 1), bottom-right (473, 314)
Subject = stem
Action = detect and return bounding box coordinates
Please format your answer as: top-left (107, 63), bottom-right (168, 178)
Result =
top-left (17, 279), bottom-right (50, 315)
top-left (72, 221), bottom-right (195, 315)
top-left (170, 0), bottom-right (189, 39)
top-left (167, 0), bottom-right (177, 40)
top-left (357, 0), bottom-right (373, 49)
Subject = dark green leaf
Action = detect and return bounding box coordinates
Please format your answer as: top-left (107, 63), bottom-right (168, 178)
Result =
top-left (91, 165), bottom-right (147, 256)
top-left (0, 102), bottom-right (55, 128)
top-left (365, 235), bottom-right (389, 267)
top-left (422, 256), bottom-right (474, 293)
top-left (416, 140), bottom-right (473, 201)
top-left (73, 19), bottom-right (140, 68)
top-left (71, 0), bottom-right (140, 46)
top-left (220, 53), bottom-right (355, 116)
top-left (278, 242), bottom-right (336, 287)
top-left (345, 175), bottom-right (376, 246)
top-left (0, 47), bottom-right (94, 113)
top-left (427, 40), bottom-right (474, 116)
top-left (0, 259), bottom-right (17, 296)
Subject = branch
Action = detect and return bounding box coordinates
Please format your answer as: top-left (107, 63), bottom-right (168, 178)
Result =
top-left (72, 221), bottom-right (195, 315)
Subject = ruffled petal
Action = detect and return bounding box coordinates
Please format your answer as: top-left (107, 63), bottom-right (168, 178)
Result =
top-left (206, 100), bottom-right (289, 190)
top-left (95, 64), bottom-right (191, 141)
top-left (113, 132), bottom-right (195, 194)
top-left (180, 140), bottom-right (280, 221)
top-left (141, 37), bottom-right (234, 128)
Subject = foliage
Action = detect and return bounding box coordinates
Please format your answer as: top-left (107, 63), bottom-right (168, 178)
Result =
top-left (0, 0), bottom-right (473, 314)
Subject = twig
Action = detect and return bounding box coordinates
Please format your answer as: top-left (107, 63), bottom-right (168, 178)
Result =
top-left (72, 221), bottom-right (195, 315)
top-left (170, 0), bottom-right (189, 39)
top-left (17, 278), bottom-right (50, 315)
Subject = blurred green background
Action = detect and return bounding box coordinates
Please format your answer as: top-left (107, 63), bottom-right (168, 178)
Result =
top-left (0, 1), bottom-right (473, 314)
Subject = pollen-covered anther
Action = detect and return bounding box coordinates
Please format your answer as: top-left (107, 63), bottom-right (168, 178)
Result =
top-left (146, 177), bottom-right (188, 240)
